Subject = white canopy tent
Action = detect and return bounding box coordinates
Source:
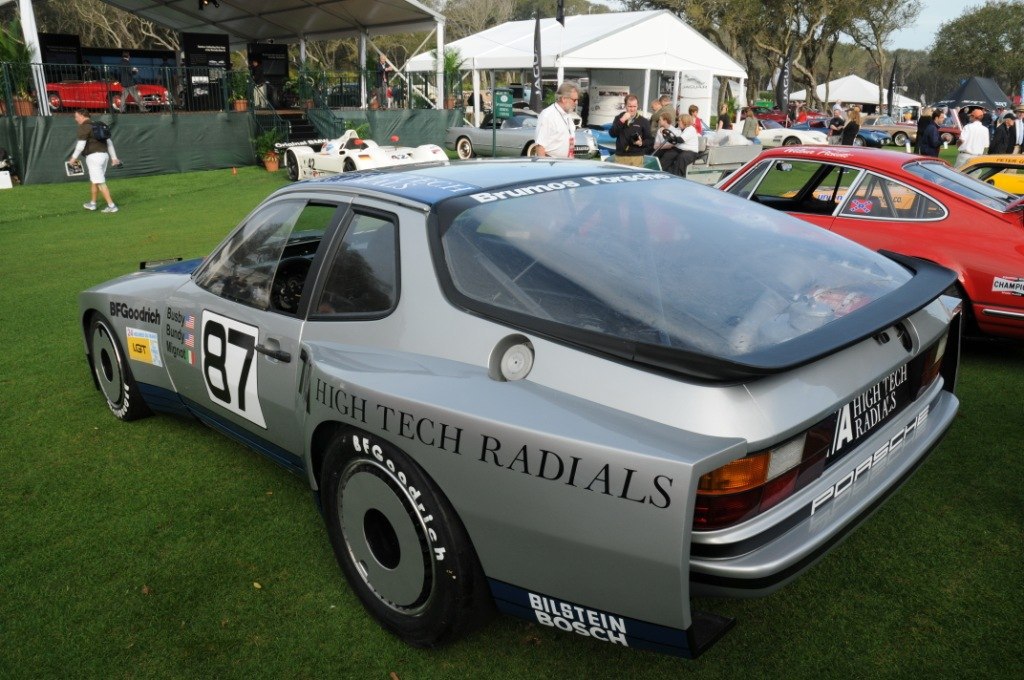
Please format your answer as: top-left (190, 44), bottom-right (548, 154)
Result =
top-left (791, 74), bottom-right (921, 110)
top-left (6, 0), bottom-right (448, 112)
top-left (406, 10), bottom-right (747, 124)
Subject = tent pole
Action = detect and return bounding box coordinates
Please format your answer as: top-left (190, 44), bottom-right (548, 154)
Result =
top-left (359, 33), bottom-right (367, 109)
top-left (18, 0), bottom-right (50, 116)
top-left (472, 65), bottom-right (481, 126)
top-left (436, 21), bottom-right (445, 110)
top-left (642, 69), bottom-right (651, 114)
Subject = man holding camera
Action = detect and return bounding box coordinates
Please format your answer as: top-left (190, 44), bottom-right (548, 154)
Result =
top-left (610, 94), bottom-right (653, 166)
top-left (535, 81), bottom-right (580, 158)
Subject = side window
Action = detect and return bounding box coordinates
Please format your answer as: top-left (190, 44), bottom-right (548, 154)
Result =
top-left (724, 160), bottom-right (773, 199)
top-left (840, 174), bottom-right (943, 220)
top-left (316, 212), bottom-right (398, 315)
top-left (195, 200), bottom-right (337, 313)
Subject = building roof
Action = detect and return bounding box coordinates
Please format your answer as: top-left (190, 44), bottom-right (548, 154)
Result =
top-left (405, 10), bottom-right (747, 79)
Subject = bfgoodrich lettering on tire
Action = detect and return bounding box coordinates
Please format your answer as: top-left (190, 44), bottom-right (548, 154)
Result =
top-left (321, 429), bottom-right (490, 647)
top-left (87, 314), bottom-right (151, 421)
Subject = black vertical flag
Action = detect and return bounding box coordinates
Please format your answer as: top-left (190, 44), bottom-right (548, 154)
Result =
top-left (556, 0), bottom-right (565, 26)
top-left (531, 11), bottom-right (543, 113)
top-left (775, 45), bottom-right (792, 115)
top-left (886, 57), bottom-right (898, 117)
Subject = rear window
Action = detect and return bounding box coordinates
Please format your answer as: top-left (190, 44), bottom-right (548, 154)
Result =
top-left (904, 161), bottom-right (1017, 211)
top-left (438, 173), bottom-right (911, 361)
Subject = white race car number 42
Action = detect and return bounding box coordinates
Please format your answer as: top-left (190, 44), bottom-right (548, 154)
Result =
top-left (201, 310), bottom-right (267, 428)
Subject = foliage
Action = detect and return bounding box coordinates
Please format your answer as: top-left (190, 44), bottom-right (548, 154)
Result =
top-left (27, 0), bottom-right (179, 51)
top-left (252, 128), bottom-right (282, 159)
top-left (846, 0), bottom-right (921, 108)
top-left (929, 0), bottom-right (1024, 95)
top-left (228, 69), bottom-right (249, 102)
top-left (432, 46), bottom-right (465, 97)
top-left (0, 17), bottom-right (34, 99)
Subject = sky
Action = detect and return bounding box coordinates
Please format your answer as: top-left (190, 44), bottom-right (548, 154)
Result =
top-left (886, 0), bottom-right (977, 51)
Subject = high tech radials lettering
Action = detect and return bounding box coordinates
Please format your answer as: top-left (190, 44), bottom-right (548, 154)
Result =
top-left (378, 405), bottom-right (464, 455)
top-left (479, 436), bottom-right (674, 508)
top-left (109, 301), bottom-right (161, 325)
top-left (811, 404), bottom-right (930, 516)
top-left (528, 593), bottom-right (628, 646)
top-left (470, 180), bottom-right (581, 203)
top-left (315, 380), bottom-right (369, 422)
top-left (125, 327), bottom-right (163, 367)
top-left (831, 363), bottom-right (908, 458)
top-left (993, 276), bottom-right (1024, 296)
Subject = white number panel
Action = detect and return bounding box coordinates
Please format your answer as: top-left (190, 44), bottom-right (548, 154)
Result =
top-left (201, 310), bottom-right (267, 428)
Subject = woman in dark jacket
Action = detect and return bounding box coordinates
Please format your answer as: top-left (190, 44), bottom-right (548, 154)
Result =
top-left (914, 107), bottom-right (932, 153)
top-left (840, 108), bottom-right (861, 145)
top-left (919, 110), bottom-right (945, 157)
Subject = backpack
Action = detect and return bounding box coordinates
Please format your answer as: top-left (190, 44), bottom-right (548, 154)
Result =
top-left (91, 121), bottom-right (111, 142)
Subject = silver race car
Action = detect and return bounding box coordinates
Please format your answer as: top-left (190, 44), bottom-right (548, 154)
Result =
top-left (280, 129), bottom-right (448, 181)
top-left (446, 112), bottom-right (599, 159)
top-left (80, 160), bottom-right (961, 658)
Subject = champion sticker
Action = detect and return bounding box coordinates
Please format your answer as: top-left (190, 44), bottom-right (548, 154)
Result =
top-left (126, 327), bottom-right (163, 367)
top-left (993, 276), bottom-right (1024, 296)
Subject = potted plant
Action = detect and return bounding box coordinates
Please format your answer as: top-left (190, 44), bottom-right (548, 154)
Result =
top-left (228, 69), bottom-right (249, 112)
top-left (252, 128), bottom-right (282, 172)
top-left (295, 62), bottom-right (328, 109)
top-left (0, 19), bottom-right (36, 116)
top-left (432, 46), bottom-right (464, 109)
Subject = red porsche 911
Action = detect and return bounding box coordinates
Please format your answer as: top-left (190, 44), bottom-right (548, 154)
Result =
top-left (718, 146), bottom-right (1024, 339)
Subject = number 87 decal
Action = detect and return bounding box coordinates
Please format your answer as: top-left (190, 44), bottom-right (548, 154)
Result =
top-left (202, 310), bottom-right (267, 428)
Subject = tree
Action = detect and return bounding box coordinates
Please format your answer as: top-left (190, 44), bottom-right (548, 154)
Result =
top-left (845, 0), bottom-right (921, 109)
top-left (32, 0), bottom-right (178, 51)
top-left (928, 0), bottom-right (1024, 96)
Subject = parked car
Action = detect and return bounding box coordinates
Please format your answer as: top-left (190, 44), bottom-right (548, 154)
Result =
top-left (959, 154), bottom-right (1024, 195)
top-left (860, 115), bottom-right (960, 147)
top-left (446, 112), bottom-right (598, 159)
top-left (278, 129), bottom-right (448, 181)
top-left (751, 106), bottom-right (826, 127)
top-left (790, 120), bottom-right (892, 148)
top-left (757, 119), bottom-right (828, 147)
top-left (79, 159), bottom-right (960, 659)
top-left (719, 146), bottom-right (1024, 339)
top-left (46, 80), bottom-right (169, 112)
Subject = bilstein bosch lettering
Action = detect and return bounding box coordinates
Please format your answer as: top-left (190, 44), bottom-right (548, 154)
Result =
top-left (110, 302), bottom-right (161, 325)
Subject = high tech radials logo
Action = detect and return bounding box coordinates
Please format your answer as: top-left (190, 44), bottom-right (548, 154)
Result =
top-left (993, 276), bottom-right (1024, 296)
top-left (110, 301), bottom-right (161, 325)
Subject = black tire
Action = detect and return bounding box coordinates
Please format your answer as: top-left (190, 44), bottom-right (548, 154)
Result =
top-left (782, 136), bottom-right (800, 146)
top-left (892, 131), bottom-right (910, 147)
top-left (455, 136), bottom-right (474, 160)
top-left (87, 314), bottom-right (151, 421)
top-left (285, 150), bottom-right (300, 181)
top-left (853, 136), bottom-right (866, 147)
top-left (523, 141), bottom-right (539, 157)
top-left (47, 92), bottom-right (62, 111)
top-left (321, 429), bottom-right (490, 647)
top-left (343, 158), bottom-right (356, 172)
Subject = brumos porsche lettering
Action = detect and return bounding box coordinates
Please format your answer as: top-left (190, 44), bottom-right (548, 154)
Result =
top-left (471, 180), bottom-right (581, 203)
top-left (109, 301), bottom-right (161, 325)
top-left (812, 404), bottom-right (930, 515)
top-left (581, 172), bottom-right (672, 185)
top-left (529, 593), bottom-right (628, 646)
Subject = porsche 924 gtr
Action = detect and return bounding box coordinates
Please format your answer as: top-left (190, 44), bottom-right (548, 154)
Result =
top-left (79, 160), bottom-right (962, 658)
top-left (279, 129), bottom-right (447, 181)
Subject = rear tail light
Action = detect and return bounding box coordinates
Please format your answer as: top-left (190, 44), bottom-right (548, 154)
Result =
top-left (694, 327), bottom-right (952, 531)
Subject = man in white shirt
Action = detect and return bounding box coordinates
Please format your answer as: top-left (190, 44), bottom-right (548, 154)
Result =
top-left (1014, 105), bottom-right (1024, 154)
top-left (534, 81), bottom-right (579, 158)
top-left (955, 105), bottom-right (989, 167)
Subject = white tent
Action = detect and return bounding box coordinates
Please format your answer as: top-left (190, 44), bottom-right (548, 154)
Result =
top-left (406, 10), bottom-right (747, 123)
top-left (791, 74), bottom-right (921, 109)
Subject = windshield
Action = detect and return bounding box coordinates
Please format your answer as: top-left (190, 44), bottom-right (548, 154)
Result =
top-left (904, 160), bottom-right (1016, 211)
top-left (438, 173), bottom-right (911, 361)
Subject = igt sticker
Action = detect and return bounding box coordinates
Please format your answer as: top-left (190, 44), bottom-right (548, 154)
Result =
top-left (126, 327), bottom-right (162, 367)
top-left (201, 310), bottom-right (266, 428)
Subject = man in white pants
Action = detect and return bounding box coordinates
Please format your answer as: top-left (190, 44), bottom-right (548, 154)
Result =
top-left (955, 105), bottom-right (989, 168)
top-left (69, 109), bottom-right (121, 213)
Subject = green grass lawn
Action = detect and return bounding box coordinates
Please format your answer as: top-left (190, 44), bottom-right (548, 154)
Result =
top-left (0, 167), bottom-right (1021, 678)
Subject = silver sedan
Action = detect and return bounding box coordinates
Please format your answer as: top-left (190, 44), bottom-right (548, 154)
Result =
top-left (446, 112), bottom-right (598, 159)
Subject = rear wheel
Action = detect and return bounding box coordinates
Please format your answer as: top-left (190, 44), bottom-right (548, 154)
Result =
top-left (892, 131), bottom-right (910, 147)
top-left (523, 141), bottom-right (539, 157)
top-left (48, 92), bottom-right (63, 111)
top-left (320, 430), bottom-right (490, 647)
top-left (455, 136), bottom-right (474, 160)
top-left (109, 93), bottom-right (122, 112)
top-left (853, 136), bottom-right (866, 147)
top-left (782, 136), bottom-right (800, 146)
top-left (343, 158), bottom-right (356, 172)
top-left (87, 314), bottom-right (151, 421)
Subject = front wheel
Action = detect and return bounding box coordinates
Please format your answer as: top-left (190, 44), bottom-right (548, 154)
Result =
top-left (87, 314), bottom-right (151, 421)
top-left (285, 150), bottom-right (300, 181)
top-left (109, 92), bottom-right (123, 112)
top-left (455, 136), bottom-right (474, 160)
top-left (940, 132), bottom-right (954, 144)
top-left (892, 131), bottom-right (910, 147)
top-left (782, 136), bottom-right (800, 146)
top-left (321, 430), bottom-right (490, 647)
top-left (853, 136), bottom-right (866, 147)
top-left (48, 92), bottom-right (63, 111)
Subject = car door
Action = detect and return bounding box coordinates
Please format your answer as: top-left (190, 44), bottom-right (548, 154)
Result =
top-left (164, 195), bottom-right (350, 466)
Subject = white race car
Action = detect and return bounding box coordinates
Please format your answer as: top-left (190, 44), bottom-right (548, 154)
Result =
top-left (280, 129), bottom-right (448, 181)
top-left (757, 119), bottom-right (828, 148)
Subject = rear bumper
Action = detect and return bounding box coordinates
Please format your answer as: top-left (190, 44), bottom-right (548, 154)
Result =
top-left (689, 387), bottom-right (958, 597)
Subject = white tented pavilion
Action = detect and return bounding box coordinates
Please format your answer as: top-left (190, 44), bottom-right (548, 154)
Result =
top-left (791, 74), bottom-right (921, 111)
top-left (406, 10), bottom-right (747, 125)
